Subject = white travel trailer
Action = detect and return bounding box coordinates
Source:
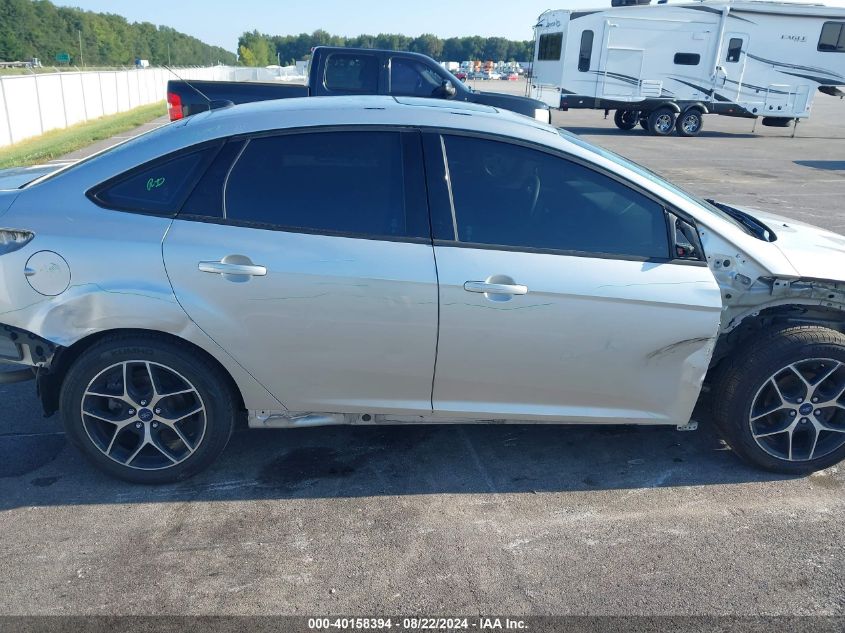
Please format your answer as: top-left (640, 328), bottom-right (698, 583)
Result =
top-left (530, 1), bottom-right (845, 136)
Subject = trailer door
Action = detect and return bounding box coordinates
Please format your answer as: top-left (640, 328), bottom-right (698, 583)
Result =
top-left (720, 33), bottom-right (749, 102)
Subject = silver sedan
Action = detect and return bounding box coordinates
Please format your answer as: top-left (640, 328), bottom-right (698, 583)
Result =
top-left (1, 96), bottom-right (844, 483)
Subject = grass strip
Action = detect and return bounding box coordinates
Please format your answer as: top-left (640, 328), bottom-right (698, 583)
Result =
top-left (0, 102), bottom-right (166, 168)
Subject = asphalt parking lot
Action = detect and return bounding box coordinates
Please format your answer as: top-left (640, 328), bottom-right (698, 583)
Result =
top-left (1, 88), bottom-right (844, 618)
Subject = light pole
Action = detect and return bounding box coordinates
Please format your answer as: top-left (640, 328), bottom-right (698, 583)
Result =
top-left (78, 29), bottom-right (84, 68)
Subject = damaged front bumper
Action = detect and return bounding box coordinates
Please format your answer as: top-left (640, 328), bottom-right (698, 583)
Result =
top-left (0, 324), bottom-right (57, 383)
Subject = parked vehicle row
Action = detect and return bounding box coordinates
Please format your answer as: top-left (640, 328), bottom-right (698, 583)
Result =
top-left (2, 96), bottom-right (844, 483)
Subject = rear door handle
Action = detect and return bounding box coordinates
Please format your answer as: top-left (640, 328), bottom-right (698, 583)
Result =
top-left (198, 260), bottom-right (267, 277)
top-left (464, 281), bottom-right (529, 296)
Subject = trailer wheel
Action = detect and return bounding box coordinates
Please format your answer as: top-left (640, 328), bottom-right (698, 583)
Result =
top-left (676, 110), bottom-right (703, 137)
top-left (639, 117), bottom-right (649, 130)
top-left (613, 109), bottom-right (639, 130)
top-left (647, 108), bottom-right (676, 136)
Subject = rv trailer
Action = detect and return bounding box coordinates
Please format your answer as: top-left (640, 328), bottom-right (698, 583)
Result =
top-left (530, 1), bottom-right (845, 136)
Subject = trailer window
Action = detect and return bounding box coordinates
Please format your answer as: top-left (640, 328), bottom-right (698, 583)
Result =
top-left (538, 33), bottom-right (564, 61)
top-left (726, 38), bottom-right (743, 63)
top-left (578, 31), bottom-right (594, 72)
top-left (673, 53), bottom-right (701, 66)
top-left (818, 22), bottom-right (845, 52)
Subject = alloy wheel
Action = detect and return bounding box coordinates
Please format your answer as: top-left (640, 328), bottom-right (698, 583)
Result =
top-left (749, 359), bottom-right (845, 462)
top-left (681, 114), bottom-right (700, 134)
top-left (81, 360), bottom-right (207, 470)
top-left (654, 113), bottom-right (674, 134)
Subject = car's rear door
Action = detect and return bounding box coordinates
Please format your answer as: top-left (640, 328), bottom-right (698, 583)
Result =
top-left (424, 132), bottom-right (723, 425)
top-left (163, 128), bottom-right (438, 414)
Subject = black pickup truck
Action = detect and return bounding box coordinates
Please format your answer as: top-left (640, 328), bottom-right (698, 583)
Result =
top-left (167, 46), bottom-right (552, 124)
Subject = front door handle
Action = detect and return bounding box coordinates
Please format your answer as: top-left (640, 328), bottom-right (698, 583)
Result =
top-left (464, 281), bottom-right (528, 296)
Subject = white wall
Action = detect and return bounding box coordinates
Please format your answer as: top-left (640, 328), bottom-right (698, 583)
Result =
top-left (0, 65), bottom-right (305, 148)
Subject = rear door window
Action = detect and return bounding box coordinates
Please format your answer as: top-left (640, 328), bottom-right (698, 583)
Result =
top-left (91, 147), bottom-right (216, 214)
top-left (223, 130), bottom-right (427, 239)
top-left (324, 53), bottom-right (379, 93)
top-left (442, 135), bottom-right (670, 259)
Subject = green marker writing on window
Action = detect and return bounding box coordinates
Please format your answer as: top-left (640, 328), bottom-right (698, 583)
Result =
top-left (146, 177), bottom-right (166, 191)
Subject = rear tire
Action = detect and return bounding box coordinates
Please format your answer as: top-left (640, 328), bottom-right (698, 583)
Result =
top-left (59, 334), bottom-right (236, 484)
top-left (675, 110), bottom-right (703, 137)
top-left (647, 107), bottom-right (676, 136)
top-left (713, 325), bottom-right (845, 474)
top-left (613, 109), bottom-right (639, 130)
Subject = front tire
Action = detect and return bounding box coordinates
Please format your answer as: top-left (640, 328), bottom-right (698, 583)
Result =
top-left (713, 326), bottom-right (845, 474)
top-left (59, 334), bottom-right (236, 484)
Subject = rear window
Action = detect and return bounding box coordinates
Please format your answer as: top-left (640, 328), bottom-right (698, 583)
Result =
top-left (324, 53), bottom-right (379, 93)
top-left (91, 147), bottom-right (215, 214)
top-left (538, 33), bottom-right (563, 61)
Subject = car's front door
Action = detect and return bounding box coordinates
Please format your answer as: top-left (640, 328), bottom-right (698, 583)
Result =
top-left (425, 133), bottom-right (723, 425)
top-left (163, 129), bottom-right (439, 414)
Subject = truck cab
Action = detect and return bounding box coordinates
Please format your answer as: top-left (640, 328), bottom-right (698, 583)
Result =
top-left (167, 47), bottom-right (552, 124)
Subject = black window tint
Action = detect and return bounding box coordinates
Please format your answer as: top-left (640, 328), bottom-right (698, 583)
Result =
top-left (391, 58), bottom-right (443, 97)
top-left (538, 33), bottom-right (564, 61)
top-left (443, 135), bottom-right (669, 259)
top-left (578, 31), bottom-right (594, 72)
top-left (225, 131), bottom-right (416, 238)
top-left (95, 148), bottom-right (214, 213)
top-left (181, 141), bottom-right (245, 218)
top-left (324, 53), bottom-right (379, 93)
top-left (674, 53), bottom-right (701, 65)
top-left (818, 22), bottom-right (845, 52)
top-left (726, 38), bottom-right (743, 63)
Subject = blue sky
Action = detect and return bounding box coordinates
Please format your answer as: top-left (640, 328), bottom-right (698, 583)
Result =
top-left (50, 0), bottom-right (627, 50)
top-left (55, 0), bottom-right (845, 52)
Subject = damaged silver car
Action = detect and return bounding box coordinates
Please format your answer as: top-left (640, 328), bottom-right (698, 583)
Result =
top-left (1, 96), bottom-right (844, 483)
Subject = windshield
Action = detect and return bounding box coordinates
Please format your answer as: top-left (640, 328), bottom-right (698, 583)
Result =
top-left (557, 128), bottom-right (750, 233)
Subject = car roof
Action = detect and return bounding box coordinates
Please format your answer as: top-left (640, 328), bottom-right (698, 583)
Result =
top-left (184, 95), bottom-right (557, 145)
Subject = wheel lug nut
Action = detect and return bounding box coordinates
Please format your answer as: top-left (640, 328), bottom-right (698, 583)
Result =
top-left (128, 409), bottom-right (135, 415)
top-left (140, 400), bottom-right (147, 406)
top-left (815, 410), bottom-right (822, 416)
top-left (152, 422), bottom-right (159, 429)
top-left (135, 422), bottom-right (142, 429)
top-left (812, 397), bottom-right (819, 403)
top-left (797, 398), bottom-right (804, 403)
top-left (154, 408), bottom-right (161, 415)
top-left (790, 411), bottom-right (796, 416)
top-left (801, 418), bottom-right (809, 424)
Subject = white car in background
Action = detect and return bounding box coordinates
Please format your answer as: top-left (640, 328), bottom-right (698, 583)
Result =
top-left (0, 96), bottom-right (844, 483)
